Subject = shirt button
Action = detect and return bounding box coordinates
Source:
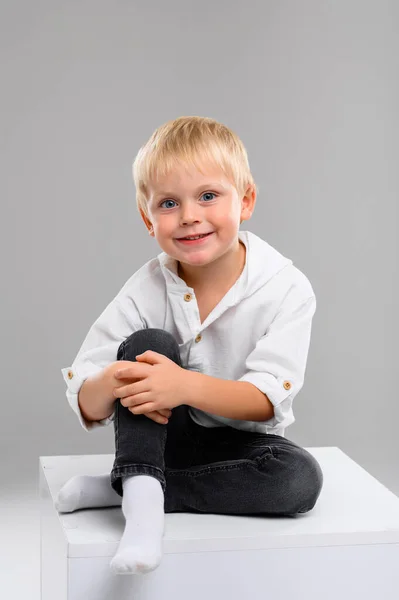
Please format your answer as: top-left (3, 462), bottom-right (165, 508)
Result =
top-left (68, 370), bottom-right (74, 380)
top-left (195, 334), bottom-right (202, 343)
top-left (283, 380), bottom-right (292, 390)
top-left (184, 293), bottom-right (193, 302)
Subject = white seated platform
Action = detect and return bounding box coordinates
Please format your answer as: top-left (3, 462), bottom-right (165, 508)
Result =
top-left (39, 448), bottom-right (399, 600)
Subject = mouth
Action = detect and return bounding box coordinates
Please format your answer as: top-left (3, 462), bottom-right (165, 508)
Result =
top-left (175, 232), bottom-right (214, 245)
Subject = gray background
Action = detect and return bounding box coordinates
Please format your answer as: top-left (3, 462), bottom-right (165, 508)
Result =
top-left (1, 1), bottom-right (398, 593)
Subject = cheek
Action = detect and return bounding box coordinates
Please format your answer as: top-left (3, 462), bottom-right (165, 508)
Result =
top-left (217, 206), bottom-right (239, 223)
top-left (160, 220), bottom-right (177, 233)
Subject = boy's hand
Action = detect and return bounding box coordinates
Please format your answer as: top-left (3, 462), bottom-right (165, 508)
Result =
top-left (112, 351), bottom-right (188, 417)
top-left (108, 361), bottom-right (171, 424)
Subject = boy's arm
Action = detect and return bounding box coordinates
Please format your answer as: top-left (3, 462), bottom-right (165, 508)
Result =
top-left (186, 293), bottom-right (316, 427)
top-left (77, 363), bottom-right (119, 424)
top-left (61, 295), bottom-right (145, 432)
top-left (185, 373), bottom-right (274, 421)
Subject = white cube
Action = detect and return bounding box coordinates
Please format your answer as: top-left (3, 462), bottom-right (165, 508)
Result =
top-left (39, 448), bottom-right (399, 600)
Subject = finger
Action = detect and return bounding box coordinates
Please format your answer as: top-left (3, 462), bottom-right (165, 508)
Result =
top-left (129, 401), bottom-right (155, 414)
top-left (114, 369), bottom-right (132, 379)
top-left (114, 363), bottom-right (149, 379)
top-left (142, 410), bottom-right (169, 425)
top-left (158, 408), bottom-right (172, 418)
top-left (117, 390), bottom-right (155, 412)
top-left (131, 408), bottom-right (167, 423)
top-left (116, 385), bottom-right (137, 400)
top-left (115, 383), bottom-right (150, 403)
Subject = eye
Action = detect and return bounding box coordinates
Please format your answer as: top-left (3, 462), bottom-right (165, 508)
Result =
top-left (160, 199), bottom-right (177, 209)
top-left (201, 192), bottom-right (216, 202)
top-left (159, 192), bottom-right (217, 209)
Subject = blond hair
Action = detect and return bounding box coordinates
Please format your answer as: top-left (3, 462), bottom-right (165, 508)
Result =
top-left (132, 116), bottom-right (258, 220)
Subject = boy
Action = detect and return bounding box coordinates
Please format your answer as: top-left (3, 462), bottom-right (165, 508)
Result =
top-left (59, 116), bottom-right (323, 575)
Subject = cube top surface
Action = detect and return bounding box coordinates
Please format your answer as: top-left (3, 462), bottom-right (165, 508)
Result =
top-left (39, 447), bottom-right (399, 557)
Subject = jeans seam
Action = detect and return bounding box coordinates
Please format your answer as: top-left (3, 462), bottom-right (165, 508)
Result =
top-left (112, 464), bottom-right (166, 490)
top-left (114, 339), bottom-right (126, 456)
top-left (166, 457), bottom-right (266, 477)
top-left (112, 463), bottom-right (165, 476)
top-left (114, 400), bottom-right (119, 454)
top-left (244, 443), bottom-right (279, 459)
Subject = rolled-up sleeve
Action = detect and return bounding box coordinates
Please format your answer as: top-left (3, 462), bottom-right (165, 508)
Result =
top-left (61, 297), bottom-right (143, 432)
top-left (238, 293), bottom-right (316, 429)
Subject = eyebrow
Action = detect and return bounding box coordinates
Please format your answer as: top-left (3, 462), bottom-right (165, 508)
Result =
top-left (153, 182), bottom-right (226, 198)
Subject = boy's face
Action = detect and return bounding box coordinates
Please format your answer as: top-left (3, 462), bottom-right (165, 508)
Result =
top-left (140, 162), bottom-right (255, 269)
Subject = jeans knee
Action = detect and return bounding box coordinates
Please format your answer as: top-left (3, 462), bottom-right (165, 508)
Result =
top-left (296, 453), bottom-right (324, 513)
top-left (276, 449), bottom-right (323, 515)
top-left (117, 328), bottom-right (181, 364)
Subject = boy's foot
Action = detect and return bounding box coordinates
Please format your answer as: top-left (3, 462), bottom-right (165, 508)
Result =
top-left (110, 475), bottom-right (165, 575)
top-left (55, 474), bottom-right (122, 512)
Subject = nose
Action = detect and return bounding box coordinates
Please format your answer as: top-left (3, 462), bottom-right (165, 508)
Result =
top-left (180, 203), bottom-right (202, 225)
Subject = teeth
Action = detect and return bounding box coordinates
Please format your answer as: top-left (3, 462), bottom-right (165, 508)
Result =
top-left (183, 234), bottom-right (206, 240)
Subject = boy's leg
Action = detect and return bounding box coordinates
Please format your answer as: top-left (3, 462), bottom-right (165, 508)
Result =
top-left (109, 328), bottom-right (183, 496)
top-left (164, 426), bottom-right (324, 516)
top-left (109, 328), bottom-right (191, 575)
top-left (56, 329), bottom-right (195, 516)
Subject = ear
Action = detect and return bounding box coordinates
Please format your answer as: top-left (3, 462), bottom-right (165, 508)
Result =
top-left (139, 207), bottom-right (154, 236)
top-left (240, 184), bottom-right (256, 223)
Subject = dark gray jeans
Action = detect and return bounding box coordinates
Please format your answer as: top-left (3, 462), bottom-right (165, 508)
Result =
top-left (110, 329), bottom-right (323, 516)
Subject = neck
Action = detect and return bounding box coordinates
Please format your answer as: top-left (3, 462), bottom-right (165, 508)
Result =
top-left (177, 239), bottom-right (246, 291)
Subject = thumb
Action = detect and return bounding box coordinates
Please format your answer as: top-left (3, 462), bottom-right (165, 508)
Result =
top-left (135, 350), bottom-right (166, 364)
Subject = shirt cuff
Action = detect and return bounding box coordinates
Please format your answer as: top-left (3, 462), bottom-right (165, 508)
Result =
top-left (61, 367), bottom-right (115, 432)
top-left (238, 371), bottom-right (296, 426)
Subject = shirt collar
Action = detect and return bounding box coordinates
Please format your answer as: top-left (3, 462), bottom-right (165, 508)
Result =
top-left (157, 230), bottom-right (292, 299)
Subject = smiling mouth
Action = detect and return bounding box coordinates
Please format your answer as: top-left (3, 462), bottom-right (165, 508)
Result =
top-left (176, 232), bottom-right (213, 240)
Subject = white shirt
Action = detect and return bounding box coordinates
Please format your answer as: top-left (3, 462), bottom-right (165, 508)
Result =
top-left (61, 230), bottom-right (316, 436)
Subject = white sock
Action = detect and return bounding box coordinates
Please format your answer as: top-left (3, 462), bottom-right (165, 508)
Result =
top-left (55, 474), bottom-right (122, 513)
top-left (109, 474), bottom-right (165, 575)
